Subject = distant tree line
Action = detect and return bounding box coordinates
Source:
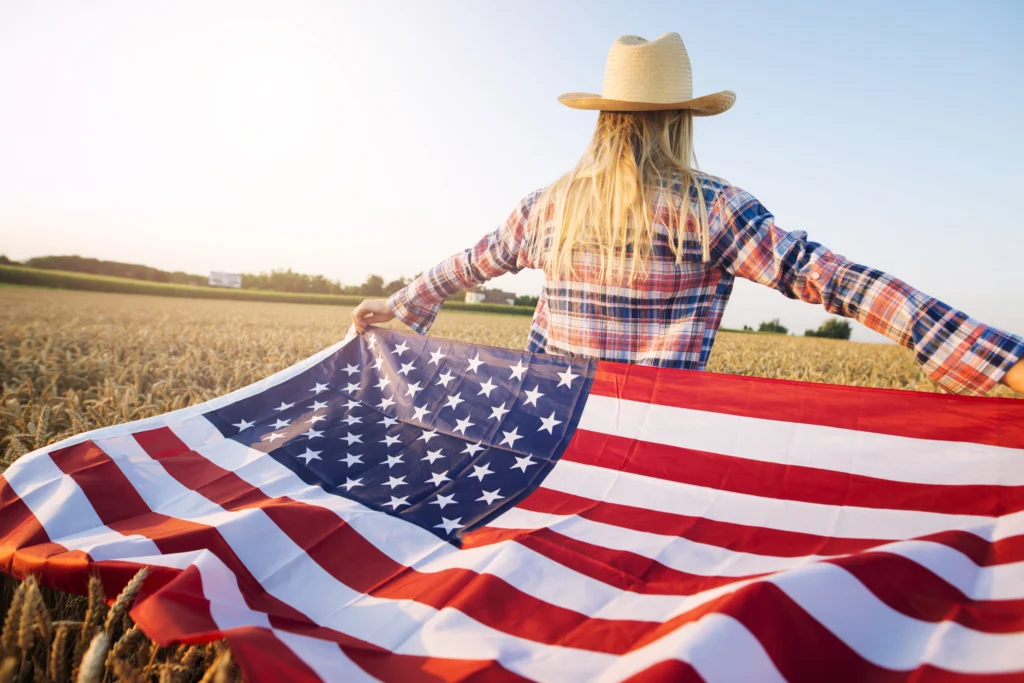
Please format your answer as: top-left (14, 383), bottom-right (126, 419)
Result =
top-left (748, 317), bottom-right (851, 340)
top-left (1, 254), bottom-right (532, 303)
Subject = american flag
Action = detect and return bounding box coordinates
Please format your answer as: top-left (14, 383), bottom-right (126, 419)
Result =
top-left (2, 325), bottom-right (1024, 682)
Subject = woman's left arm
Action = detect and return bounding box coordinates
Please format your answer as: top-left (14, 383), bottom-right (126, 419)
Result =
top-left (351, 190), bottom-right (541, 335)
top-left (710, 185), bottom-right (1024, 396)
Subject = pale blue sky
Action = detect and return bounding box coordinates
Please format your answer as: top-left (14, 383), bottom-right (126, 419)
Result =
top-left (1, 0), bottom-right (1021, 342)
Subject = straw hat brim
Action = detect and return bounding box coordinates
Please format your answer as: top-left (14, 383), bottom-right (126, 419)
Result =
top-left (557, 89), bottom-right (736, 116)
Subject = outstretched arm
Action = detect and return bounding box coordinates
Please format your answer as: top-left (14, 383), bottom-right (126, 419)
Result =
top-left (710, 185), bottom-right (1024, 396)
top-left (350, 190), bottom-right (540, 335)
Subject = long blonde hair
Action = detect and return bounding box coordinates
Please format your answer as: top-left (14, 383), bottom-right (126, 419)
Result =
top-left (526, 110), bottom-right (711, 286)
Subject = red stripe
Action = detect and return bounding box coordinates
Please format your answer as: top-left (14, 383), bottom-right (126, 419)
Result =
top-left (562, 429), bottom-right (1024, 516)
top-left (224, 628), bottom-right (324, 683)
top-left (621, 660), bottom-right (706, 683)
top-left (590, 361), bottom-right (1024, 449)
top-left (513, 486), bottom-right (1024, 567)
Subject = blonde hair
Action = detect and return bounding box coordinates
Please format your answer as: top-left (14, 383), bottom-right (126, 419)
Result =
top-left (526, 110), bottom-right (711, 286)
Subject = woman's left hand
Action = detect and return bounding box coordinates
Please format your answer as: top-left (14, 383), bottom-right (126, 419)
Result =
top-left (350, 299), bottom-right (395, 334)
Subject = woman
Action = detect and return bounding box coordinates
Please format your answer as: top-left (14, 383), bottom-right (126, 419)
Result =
top-left (352, 32), bottom-right (1024, 397)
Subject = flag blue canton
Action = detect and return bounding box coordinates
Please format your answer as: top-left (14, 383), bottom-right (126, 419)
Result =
top-left (203, 327), bottom-right (595, 544)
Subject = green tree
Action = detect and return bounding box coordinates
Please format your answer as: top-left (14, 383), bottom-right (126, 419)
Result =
top-left (805, 318), bottom-right (852, 340)
top-left (515, 295), bottom-right (539, 307)
top-left (758, 318), bottom-right (788, 334)
top-left (360, 274), bottom-right (385, 296)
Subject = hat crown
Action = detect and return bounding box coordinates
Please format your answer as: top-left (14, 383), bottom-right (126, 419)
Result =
top-left (601, 32), bottom-right (693, 104)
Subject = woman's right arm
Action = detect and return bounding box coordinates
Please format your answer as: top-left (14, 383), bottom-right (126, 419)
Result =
top-left (709, 185), bottom-right (1024, 396)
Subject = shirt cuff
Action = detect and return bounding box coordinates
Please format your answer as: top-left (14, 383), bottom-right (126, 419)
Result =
top-left (386, 287), bottom-right (442, 336)
top-left (927, 324), bottom-right (1024, 396)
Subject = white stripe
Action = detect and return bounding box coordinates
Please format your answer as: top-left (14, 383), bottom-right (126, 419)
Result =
top-left (541, 459), bottom-right (1024, 541)
top-left (274, 630), bottom-right (380, 683)
top-left (488, 507), bottom-right (1024, 601)
top-left (579, 394), bottom-right (1024, 486)
top-left (769, 562), bottom-right (1024, 673)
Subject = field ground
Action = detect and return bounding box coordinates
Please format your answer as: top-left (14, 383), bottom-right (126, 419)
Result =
top-left (3, 286), bottom-right (1016, 460)
top-left (0, 286), bottom-right (1018, 680)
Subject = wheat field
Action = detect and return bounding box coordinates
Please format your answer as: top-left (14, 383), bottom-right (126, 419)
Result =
top-left (0, 285), bottom-right (1018, 681)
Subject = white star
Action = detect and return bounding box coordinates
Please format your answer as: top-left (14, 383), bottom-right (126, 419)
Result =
top-left (436, 370), bottom-right (455, 388)
top-left (398, 361), bottom-right (416, 376)
top-left (538, 412), bottom-right (562, 434)
top-left (444, 393), bottom-right (465, 410)
top-left (405, 381), bottom-right (423, 398)
top-left (453, 416), bottom-right (474, 435)
top-left (274, 401), bottom-right (294, 412)
top-left (342, 414), bottom-right (362, 425)
top-left (476, 489), bottom-right (505, 505)
top-left (375, 376), bottom-right (391, 391)
top-left (310, 383), bottom-right (329, 394)
top-left (417, 429), bottom-right (439, 443)
top-left (462, 443), bottom-right (485, 456)
top-left (422, 449), bottom-right (445, 464)
top-left (556, 367), bottom-right (580, 388)
top-left (343, 364), bottom-right (360, 376)
top-left (366, 333), bottom-right (378, 348)
top-left (488, 402), bottom-right (510, 421)
top-left (343, 399), bottom-right (360, 409)
top-left (296, 448), bottom-right (322, 464)
top-left (511, 455), bottom-right (537, 472)
top-left (341, 432), bottom-right (362, 445)
top-left (373, 356), bottom-right (385, 371)
top-left (344, 382), bottom-right (360, 394)
top-left (380, 434), bottom-right (401, 447)
top-left (429, 348), bottom-right (446, 365)
top-left (393, 340), bottom-right (409, 356)
top-left (340, 477), bottom-right (363, 491)
top-left (383, 454), bottom-right (404, 468)
top-left (430, 493), bottom-right (457, 509)
top-left (509, 359), bottom-right (528, 381)
top-left (339, 452), bottom-right (362, 467)
top-left (262, 432), bottom-right (285, 443)
top-left (477, 377), bottom-right (497, 398)
top-left (434, 517), bottom-right (464, 535)
top-left (306, 414), bottom-right (327, 424)
top-left (380, 416), bottom-right (398, 427)
top-left (523, 386), bottom-right (544, 407)
top-left (309, 400), bottom-right (328, 411)
top-left (425, 470), bottom-right (450, 486)
top-left (466, 354), bottom-right (484, 373)
top-left (411, 405), bottom-right (431, 422)
top-left (232, 418), bottom-right (255, 431)
top-left (383, 475), bottom-right (406, 489)
top-left (499, 427), bottom-right (523, 448)
top-left (271, 418), bottom-right (291, 430)
top-left (469, 463), bottom-right (494, 481)
top-left (383, 496), bottom-right (410, 510)
top-left (303, 428), bottom-right (323, 439)
top-left (377, 395), bottom-right (395, 410)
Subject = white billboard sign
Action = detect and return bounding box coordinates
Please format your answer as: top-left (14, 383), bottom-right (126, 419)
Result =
top-left (209, 271), bottom-right (243, 289)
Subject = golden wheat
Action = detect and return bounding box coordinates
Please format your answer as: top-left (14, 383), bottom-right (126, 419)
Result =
top-left (0, 285), bottom-right (1019, 681)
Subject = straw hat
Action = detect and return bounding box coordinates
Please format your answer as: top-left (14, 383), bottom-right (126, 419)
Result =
top-left (558, 33), bottom-right (735, 116)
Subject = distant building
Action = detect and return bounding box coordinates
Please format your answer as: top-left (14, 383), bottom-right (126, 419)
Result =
top-left (209, 271), bottom-right (242, 288)
top-left (465, 286), bottom-right (516, 306)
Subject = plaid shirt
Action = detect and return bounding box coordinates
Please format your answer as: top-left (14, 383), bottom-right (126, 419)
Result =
top-left (387, 173), bottom-right (1024, 396)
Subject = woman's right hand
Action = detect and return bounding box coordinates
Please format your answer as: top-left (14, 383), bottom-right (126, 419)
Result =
top-left (350, 299), bottom-right (395, 334)
top-left (1001, 360), bottom-right (1024, 394)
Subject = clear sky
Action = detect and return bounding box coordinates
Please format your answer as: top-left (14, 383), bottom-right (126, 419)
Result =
top-left (1, 0), bottom-right (1021, 342)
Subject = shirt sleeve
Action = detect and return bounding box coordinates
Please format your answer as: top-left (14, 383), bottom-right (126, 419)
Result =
top-left (709, 185), bottom-right (1024, 396)
top-left (386, 190), bottom-right (541, 336)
